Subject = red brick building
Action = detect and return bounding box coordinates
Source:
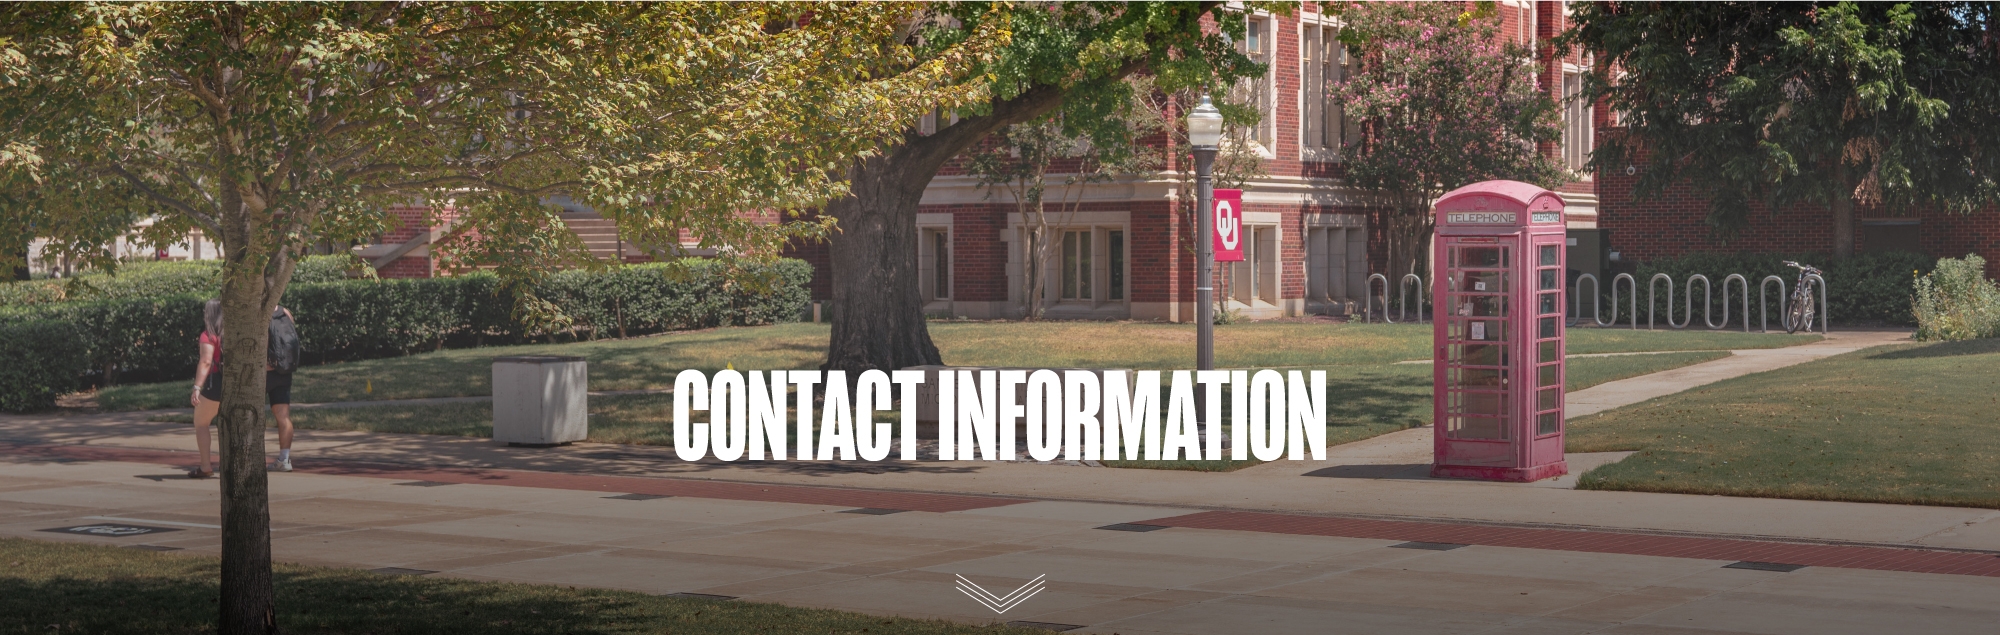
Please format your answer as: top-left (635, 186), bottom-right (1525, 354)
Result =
top-left (363, 2), bottom-right (1647, 317)
top-left (785, 1), bottom-right (1603, 322)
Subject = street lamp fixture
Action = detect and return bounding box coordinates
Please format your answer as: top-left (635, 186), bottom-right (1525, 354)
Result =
top-left (1189, 96), bottom-right (1223, 372)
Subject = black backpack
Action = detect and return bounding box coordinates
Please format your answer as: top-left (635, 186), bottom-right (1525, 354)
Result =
top-left (269, 307), bottom-right (302, 374)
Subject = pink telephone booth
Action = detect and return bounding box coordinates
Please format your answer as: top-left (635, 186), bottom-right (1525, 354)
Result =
top-left (1431, 180), bottom-right (1568, 482)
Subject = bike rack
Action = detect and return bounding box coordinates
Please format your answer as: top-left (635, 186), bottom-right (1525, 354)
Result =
top-left (1759, 275), bottom-right (1788, 333)
top-left (1804, 273), bottom-right (1829, 334)
top-left (1399, 273), bottom-right (1427, 323)
top-left (1461, 270), bottom-right (1818, 333)
top-left (1365, 273), bottom-right (1391, 323)
top-left (1648, 273), bottom-right (1687, 329)
top-left (1719, 274), bottom-right (1750, 332)
top-left (1568, 273), bottom-right (1599, 327)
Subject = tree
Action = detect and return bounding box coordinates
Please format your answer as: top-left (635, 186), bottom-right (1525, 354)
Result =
top-left (0, 3), bottom-right (996, 632)
top-left (965, 85), bottom-right (1163, 320)
top-left (1333, 1), bottom-right (1565, 288)
top-left (820, 2), bottom-right (1274, 373)
top-left (1563, 2), bottom-right (2000, 258)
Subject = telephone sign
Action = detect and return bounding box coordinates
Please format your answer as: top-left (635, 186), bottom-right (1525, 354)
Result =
top-left (1212, 189), bottom-right (1244, 262)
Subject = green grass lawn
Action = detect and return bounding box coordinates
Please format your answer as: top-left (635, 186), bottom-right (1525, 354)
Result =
top-left (99, 322), bottom-right (1811, 411)
top-left (0, 538), bottom-right (1043, 635)
top-left (1568, 338), bottom-right (2000, 509)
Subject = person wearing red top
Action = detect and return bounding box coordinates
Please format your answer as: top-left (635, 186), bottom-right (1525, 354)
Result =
top-left (189, 299), bottom-right (224, 478)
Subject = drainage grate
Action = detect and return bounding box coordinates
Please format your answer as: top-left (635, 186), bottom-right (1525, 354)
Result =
top-left (1095, 523), bottom-right (1170, 532)
top-left (1390, 541), bottom-right (1469, 551)
top-left (370, 567), bottom-right (438, 576)
top-left (124, 545), bottom-right (183, 552)
top-left (41, 524), bottom-right (182, 538)
top-left (604, 493), bottom-right (673, 500)
top-left (393, 481), bottom-right (455, 487)
top-left (1005, 621), bottom-right (1085, 632)
top-left (663, 592), bottom-right (737, 601)
top-left (839, 508), bottom-right (907, 515)
top-left (1724, 561), bottom-right (1807, 573)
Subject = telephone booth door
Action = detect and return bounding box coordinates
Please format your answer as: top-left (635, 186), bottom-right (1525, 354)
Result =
top-left (1431, 180), bottom-right (1569, 482)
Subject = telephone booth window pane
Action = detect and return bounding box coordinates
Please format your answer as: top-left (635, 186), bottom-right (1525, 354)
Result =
top-left (1452, 319), bottom-right (1506, 342)
top-left (1538, 387), bottom-right (1559, 410)
top-left (1458, 392), bottom-right (1507, 416)
top-left (1459, 247), bottom-right (1504, 268)
top-left (1537, 412), bottom-right (1560, 435)
top-left (1456, 344), bottom-right (1507, 367)
top-left (1539, 340), bottom-right (1560, 363)
top-left (1540, 269), bottom-right (1559, 290)
top-left (1539, 292), bottom-right (1558, 315)
top-left (1540, 245), bottom-right (1559, 266)
top-left (1455, 367), bottom-right (1507, 388)
top-left (1448, 416), bottom-right (1507, 440)
top-left (1539, 317), bottom-right (1558, 338)
top-left (1538, 364), bottom-right (1559, 387)
top-left (1459, 271), bottom-right (1508, 293)
top-left (1454, 296), bottom-right (1508, 317)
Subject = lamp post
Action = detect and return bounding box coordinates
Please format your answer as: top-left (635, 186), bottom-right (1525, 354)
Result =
top-left (1187, 95), bottom-right (1224, 371)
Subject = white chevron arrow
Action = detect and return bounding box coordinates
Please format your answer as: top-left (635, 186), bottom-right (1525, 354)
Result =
top-left (955, 574), bottom-right (1046, 614)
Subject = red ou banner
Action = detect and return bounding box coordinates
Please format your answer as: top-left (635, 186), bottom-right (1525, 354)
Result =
top-left (1212, 189), bottom-right (1244, 262)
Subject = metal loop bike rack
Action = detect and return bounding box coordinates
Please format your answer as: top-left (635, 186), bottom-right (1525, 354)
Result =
top-left (1365, 273), bottom-right (1391, 323)
top-left (1759, 275), bottom-right (1787, 333)
top-left (1399, 273), bottom-right (1427, 323)
top-left (1685, 274), bottom-right (1712, 329)
top-left (1647, 273), bottom-right (1681, 329)
top-left (1568, 273), bottom-right (1599, 327)
top-left (1720, 274), bottom-right (1749, 332)
top-left (1804, 273), bottom-right (1830, 335)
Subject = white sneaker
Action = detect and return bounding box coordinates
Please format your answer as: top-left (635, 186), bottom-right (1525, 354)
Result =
top-left (274, 458), bottom-right (292, 472)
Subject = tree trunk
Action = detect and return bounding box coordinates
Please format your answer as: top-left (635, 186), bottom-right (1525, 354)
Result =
top-left (217, 264), bottom-right (277, 635)
top-left (1831, 195), bottom-right (1855, 259)
top-left (213, 197), bottom-right (293, 635)
top-left (11, 240), bottom-right (27, 281)
top-left (823, 151), bottom-right (943, 372)
top-left (822, 85), bottom-right (1069, 373)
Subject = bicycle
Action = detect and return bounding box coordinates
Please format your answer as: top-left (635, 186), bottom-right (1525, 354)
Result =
top-left (1782, 260), bottom-right (1822, 334)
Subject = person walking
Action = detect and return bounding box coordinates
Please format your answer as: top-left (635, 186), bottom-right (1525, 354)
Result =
top-left (267, 305), bottom-right (300, 472)
top-left (188, 299), bottom-right (224, 478)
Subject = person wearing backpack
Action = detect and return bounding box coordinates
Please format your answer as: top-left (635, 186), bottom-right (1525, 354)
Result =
top-left (267, 305), bottom-right (302, 472)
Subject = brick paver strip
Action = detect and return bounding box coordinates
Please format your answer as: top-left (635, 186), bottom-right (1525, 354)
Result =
top-left (0, 442), bottom-right (1026, 513)
top-left (1139, 510), bottom-right (2000, 578)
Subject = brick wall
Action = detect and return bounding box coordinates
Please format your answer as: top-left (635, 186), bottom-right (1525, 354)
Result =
top-left (1597, 159), bottom-right (2000, 275)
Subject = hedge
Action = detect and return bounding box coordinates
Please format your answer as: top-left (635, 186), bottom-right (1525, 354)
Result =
top-left (0, 258), bottom-right (811, 411)
top-left (0, 320), bottom-right (90, 412)
top-left (0, 255), bottom-right (357, 308)
top-left (1597, 251), bottom-right (1935, 326)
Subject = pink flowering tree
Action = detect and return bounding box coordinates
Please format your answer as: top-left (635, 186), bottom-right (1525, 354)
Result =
top-left (1333, 2), bottom-right (1565, 288)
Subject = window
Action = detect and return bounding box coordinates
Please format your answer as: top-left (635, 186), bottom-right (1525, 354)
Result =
top-left (919, 227), bottom-right (951, 302)
top-left (1108, 230), bottom-right (1125, 301)
top-left (1305, 224), bottom-right (1367, 305)
top-left (1303, 23), bottom-right (1356, 159)
top-left (933, 230), bottom-right (951, 300)
top-left (1231, 225), bottom-right (1281, 305)
top-left (1562, 71), bottom-right (1593, 172)
top-left (1060, 230), bottom-right (1092, 301)
top-left (1861, 219), bottom-right (1920, 253)
top-left (1231, 16), bottom-right (1275, 150)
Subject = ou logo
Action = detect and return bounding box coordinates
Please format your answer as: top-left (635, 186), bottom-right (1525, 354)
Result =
top-left (1214, 200), bottom-right (1240, 250)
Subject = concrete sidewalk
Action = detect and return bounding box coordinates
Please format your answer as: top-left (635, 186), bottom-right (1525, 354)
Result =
top-left (6, 444), bottom-right (1999, 635)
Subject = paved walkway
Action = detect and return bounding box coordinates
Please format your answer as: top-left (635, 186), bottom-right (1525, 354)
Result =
top-left (9, 328), bottom-right (1993, 634)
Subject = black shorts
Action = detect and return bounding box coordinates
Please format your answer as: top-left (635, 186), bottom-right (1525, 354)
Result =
top-left (197, 371), bottom-right (293, 405)
top-left (266, 371), bottom-right (293, 405)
